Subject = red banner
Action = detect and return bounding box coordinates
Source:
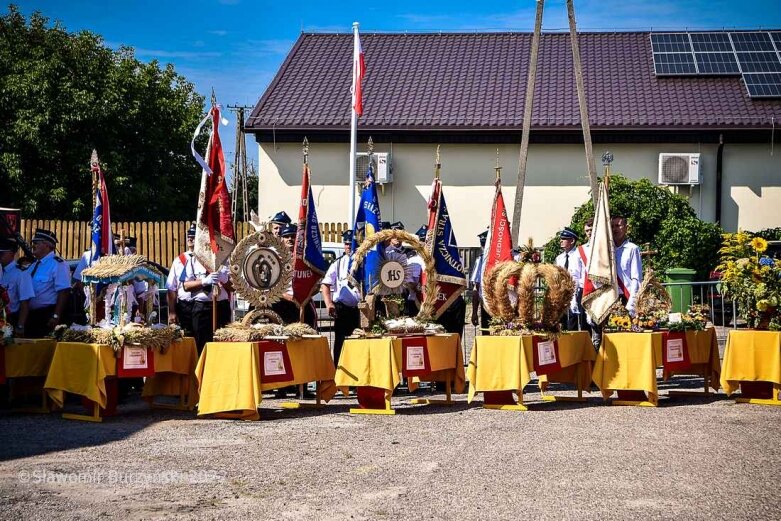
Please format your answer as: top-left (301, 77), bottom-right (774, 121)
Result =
top-left (117, 347), bottom-right (155, 378)
top-left (531, 336), bottom-right (563, 375)
top-left (258, 340), bottom-right (294, 384)
top-left (401, 336), bottom-right (431, 378)
top-left (661, 331), bottom-right (691, 372)
top-left (481, 179), bottom-right (513, 285)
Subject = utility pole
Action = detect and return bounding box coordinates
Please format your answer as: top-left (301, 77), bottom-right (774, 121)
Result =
top-left (227, 104), bottom-right (253, 224)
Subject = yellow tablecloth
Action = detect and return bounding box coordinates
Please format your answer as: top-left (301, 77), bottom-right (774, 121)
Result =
top-left (334, 334), bottom-right (465, 398)
top-left (466, 332), bottom-right (593, 403)
top-left (4, 338), bottom-right (58, 377)
top-left (593, 330), bottom-right (721, 403)
top-left (720, 330), bottom-right (781, 397)
top-left (141, 337), bottom-right (200, 408)
top-left (195, 337), bottom-right (337, 420)
top-left (44, 338), bottom-right (198, 409)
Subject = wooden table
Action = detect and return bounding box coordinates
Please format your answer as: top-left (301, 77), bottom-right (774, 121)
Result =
top-left (334, 334), bottom-right (465, 415)
top-left (467, 332), bottom-right (594, 411)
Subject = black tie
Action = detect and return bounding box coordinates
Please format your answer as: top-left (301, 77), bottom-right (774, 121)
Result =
top-left (564, 252), bottom-right (569, 271)
top-left (31, 260), bottom-right (41, 277)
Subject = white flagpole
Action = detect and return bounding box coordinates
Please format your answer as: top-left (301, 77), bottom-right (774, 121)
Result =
top-left (348, 21), bottom-right (359, 228)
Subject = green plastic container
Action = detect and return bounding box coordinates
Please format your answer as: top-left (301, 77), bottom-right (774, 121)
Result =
top-left (664, 268), bottom-right (697, 313)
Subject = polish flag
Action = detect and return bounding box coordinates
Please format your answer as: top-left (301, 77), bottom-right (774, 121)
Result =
top-left (352, 28), bottom-right (365, 116)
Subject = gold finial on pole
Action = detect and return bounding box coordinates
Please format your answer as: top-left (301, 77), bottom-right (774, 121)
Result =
top-left (303, 137), bottom-right (309, 165)
top-left (367, 136), bottom-right (374, 156)
top-left (601, 151), bottom-right (614, 191)
top-left (435, 145), bottom-right (441, 179)
top-left (210, 88), bottom-right (217, 106)
top-left (494, 150), bottom-right (502, 181)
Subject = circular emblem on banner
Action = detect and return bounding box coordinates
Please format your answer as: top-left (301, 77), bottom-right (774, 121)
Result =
top-left (244, 247), bottom-right (282, 290)
top-left (230, 230), bottom-right (292, 309)
top-left (380, 261), bottom-right (406, 289)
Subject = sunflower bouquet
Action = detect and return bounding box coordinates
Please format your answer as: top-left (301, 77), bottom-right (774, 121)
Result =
top-left (717, 232), bottom-right (781, 330)
top-left (605, 314), bottom-right (634, 332)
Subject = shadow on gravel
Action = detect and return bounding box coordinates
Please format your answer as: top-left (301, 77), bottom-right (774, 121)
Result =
top-left (0, 398), bottom-right (188, 462)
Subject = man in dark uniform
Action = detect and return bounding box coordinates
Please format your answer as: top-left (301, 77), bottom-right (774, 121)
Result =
top-left (26, 229), bottom-right (71, 337)
top-left (269, 211), bottom-right (291, 238)
top-left (470, 230), bottom-right (491, 331)
top-left (320, 230), bottom-right (360, 367)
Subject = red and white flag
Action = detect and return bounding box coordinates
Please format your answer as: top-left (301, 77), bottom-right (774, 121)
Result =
top-left (351, 27), bottom-right (366, 116)
top-left (582, 182), bottom-right (619, 324)
top-left (480, 176), bottom-right (513, 304)
top-left (192, 103), bottom-right (235, 272)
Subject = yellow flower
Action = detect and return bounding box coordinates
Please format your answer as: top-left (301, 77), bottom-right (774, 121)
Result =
top-left (751, 237), bottom-right (768, 253)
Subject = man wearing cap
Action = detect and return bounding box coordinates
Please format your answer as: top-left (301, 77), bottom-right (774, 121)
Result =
top-left (26, 229), bottom-right (71, 337)
top-left (320, 229), bottom-right (361, 366)
top-left (555, 227), bottom-right (583, 331)
top-left (470, 230), bottom-right (490, 330)
top-left (0, 237), bottom-right (34, 335)
top-left (272, 223), bottom-right (317, 328)
top-left (269, 211), bottom-right (291, 238)
top-left (167, 223), bottom-right (196, 332)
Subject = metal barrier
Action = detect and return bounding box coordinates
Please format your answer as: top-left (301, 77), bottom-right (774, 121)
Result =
top-left (661, 281), bottom-right (737, 327)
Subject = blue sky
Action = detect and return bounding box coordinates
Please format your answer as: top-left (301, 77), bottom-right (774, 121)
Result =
top-left (11, 0), bottom-right (781, 170)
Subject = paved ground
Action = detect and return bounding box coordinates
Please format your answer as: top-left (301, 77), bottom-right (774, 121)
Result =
top-left (1, 376), bottom-right (780, 520)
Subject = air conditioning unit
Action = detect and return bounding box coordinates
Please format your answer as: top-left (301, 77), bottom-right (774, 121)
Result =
top-left (356, 152), bottom-right (392, 184)
top-left (658, 153), bottom-right (701, 185)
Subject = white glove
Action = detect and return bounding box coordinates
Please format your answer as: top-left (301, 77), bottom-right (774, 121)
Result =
top-left (216, 270), bottom-right (229, 284)
top-left (201, 273), bottom-right (218, 286)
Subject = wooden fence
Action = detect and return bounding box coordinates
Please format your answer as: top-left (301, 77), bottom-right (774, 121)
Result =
top-left (19, 220), bottom-right (350, 266)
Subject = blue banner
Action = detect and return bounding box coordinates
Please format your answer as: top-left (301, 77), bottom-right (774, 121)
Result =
top-left (351, 163), bottom-right (383, 292)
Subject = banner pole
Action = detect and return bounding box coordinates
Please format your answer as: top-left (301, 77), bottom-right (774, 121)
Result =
top-left (348, 22), bottom-right (360, 228)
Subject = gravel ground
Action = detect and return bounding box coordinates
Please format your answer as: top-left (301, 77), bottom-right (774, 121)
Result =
top-left (1, 378), bottom-right (780, 521)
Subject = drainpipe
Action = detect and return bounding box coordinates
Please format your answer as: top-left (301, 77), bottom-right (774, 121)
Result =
top-left (715, 134), bottom-right (724, 225)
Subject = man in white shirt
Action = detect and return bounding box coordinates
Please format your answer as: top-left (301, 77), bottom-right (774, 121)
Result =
top-left (0, 237), bottom-right (34, 335)
top-left (181, 252), bottom-right (232, 353)
top-left (27, 228), bottom-right (71, 337)
top-left (555, 227), bottom-right (583, 331)
top-left (612, 215), bottom-right (643, 316)
top-left (320, 230), bottom-right (360, 366)
top-left (167, 224), bottom-right (196, 332)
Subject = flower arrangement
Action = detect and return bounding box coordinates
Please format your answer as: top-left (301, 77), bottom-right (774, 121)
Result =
top-left (717, 232), bottom-right (781, 329)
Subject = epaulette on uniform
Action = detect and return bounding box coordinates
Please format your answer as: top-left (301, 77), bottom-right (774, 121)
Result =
top-left (54, 256), bottom-right (64, 262)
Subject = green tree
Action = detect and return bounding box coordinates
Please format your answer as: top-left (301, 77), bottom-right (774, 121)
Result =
top-left (0, 6), bottom-right (206, 221)
top-left (543, 174), bottom-right (723, 278)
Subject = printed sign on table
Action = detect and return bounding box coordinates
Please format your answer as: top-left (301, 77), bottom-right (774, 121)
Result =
top-left (117, 346), bottom-right (155, 377)
top-left (661, 331), bottom-right (691, 372)
top-left (531, 336), bottom-right (562, 375)
top-left (258, 340), bottom-right (294, 384)
top-left (401, 336), bottom-right (431, 377)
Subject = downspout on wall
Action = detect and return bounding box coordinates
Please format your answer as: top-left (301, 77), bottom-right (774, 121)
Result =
top-left (716, 134), bottom-right (724, 225)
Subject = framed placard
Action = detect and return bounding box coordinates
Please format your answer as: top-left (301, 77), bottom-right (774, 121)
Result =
top-left (117, 346), bottom-right (155, 378)
top-left (531, 336), bottom-right (562, 375)
top-left (661, 332), bottom-right (691, 372)
top-left (258, 340), bottom-right (294, 383)
top-left (401, 336), bottom-right (431, 377)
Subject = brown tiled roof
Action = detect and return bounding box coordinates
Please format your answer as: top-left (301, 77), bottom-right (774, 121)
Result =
top-left (246, 32), bottom-right (781, 132)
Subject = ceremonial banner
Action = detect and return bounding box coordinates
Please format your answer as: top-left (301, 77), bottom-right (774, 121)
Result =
top-left (425, 177), bottom-right (467, 318)
top-left (401, 336), bottom-right (432, 378)
top-left (90, 151), bottom-right (114, 262)
top-left (352, 27), bottom-right (366, 116)
top-left (350, 162), bottom-right (382, 292)
top-left (480, 176), bottom-right (513, 304)
top-left (661, 331), bottom-right (692, 372)
top-left (532, 336), bottom-right (563, 375)
top-left (117, 347), bottom-right (155, 378)
top-left (582, 182), bottom-right (619, 324)
top-left (258, 340), bottom-right (294, 384)
top-left (292, 164), bottom-right (328, 306)
top-left (193, 103), bottom-right (235, 272)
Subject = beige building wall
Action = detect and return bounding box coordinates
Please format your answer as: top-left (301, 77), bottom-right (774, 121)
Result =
top-left (257, 140), bottom-right (781, 248)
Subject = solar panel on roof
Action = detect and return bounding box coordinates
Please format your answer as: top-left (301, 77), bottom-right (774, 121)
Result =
top-left (695, 52), bottom-right (740, 74)
top-left (735, 51), bottom-right (781, 73)
top-left (653, 52), bottom-right (697, 75)
top-left (743, 72), bottom-right (781, 97)
top-left (771, 32), bottom-right (781, 48)
top-left (650, 33), bottom-right (692, 53)
top-left (730, 32), bottom-right (775, 52)
top-left (690, 33), bottom-right (733, 52)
